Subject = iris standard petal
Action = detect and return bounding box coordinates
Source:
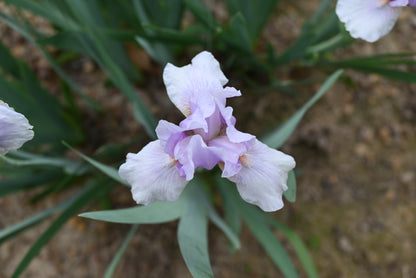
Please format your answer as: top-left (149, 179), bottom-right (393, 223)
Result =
top-left (336, 0), bottom-right (403, 42)
top-left (163, 51), bottom-right (235, 117)
top-left (189, 51), bottom-right (228, 86)
top-left (227, 139), bottom-right (296, 212)
top-left (119, 140), bottom-right (188, 205)
top-left (0, 101), bottom-right (34, 155)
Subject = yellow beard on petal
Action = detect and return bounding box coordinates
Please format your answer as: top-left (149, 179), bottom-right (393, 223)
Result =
top-left (183, 102), bottom-right (191, 117)
top-left (379, 0), bottom-right (393, 5)
top-left (239, 154), bottom-right (251, 168)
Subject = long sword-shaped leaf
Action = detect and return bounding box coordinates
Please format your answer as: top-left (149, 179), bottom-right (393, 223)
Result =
top-left (177, 183), bottom-right (213, 278)
top-left (1, 152), bottom-right (81, 174)
top-left (63, 142), bottom-right (127, 186)
top-left (103, 224), bottom-right (139, 278)
top-left (195, 179), bottom-right (240, 250)
top-left (217, 179), bottom-right (301, 278)
top-left (0, 11), bottom-right (97, 108)
top-left (262, 70), bottom-right (343, 149)
top-left (80, 199), bottom-right (185, 224)
top-left (242, 205), bottom-right (299, 278)
top-left (226, 0), bottom-right (278, 42)
top-left (11, 179), bottom-right (109, 278)
top-left (0, 170), bottom-right (63, 197)
top-left (267, 219), bottom-right (319, 278)
top-left (0, 200), bottom-right (71, 244)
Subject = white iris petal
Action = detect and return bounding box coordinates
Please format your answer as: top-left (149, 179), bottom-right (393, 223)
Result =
top-left (228, 139), bottom-right (296, 212)
top-left (0, 101), bottom-right (34, 155)
top-left (336, 0), bottom-right (403, 42)
top-left (163, 51), bottom-right (229, 116)
top-left (119, 140), bottom-right (188, 205)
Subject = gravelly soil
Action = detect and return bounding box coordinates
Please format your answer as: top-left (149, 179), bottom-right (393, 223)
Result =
top-left (1, 2), bottom-right (415, 278)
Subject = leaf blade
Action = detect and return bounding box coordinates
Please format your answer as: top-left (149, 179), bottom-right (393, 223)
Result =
top-left (103, 224), bottom-right (139, 278)
top-left (262, 70), bottom-right (343, 148)
top-left (80, 199), bottom-right (185, 224)
top-left (177, 183), bottom-right (213, 278)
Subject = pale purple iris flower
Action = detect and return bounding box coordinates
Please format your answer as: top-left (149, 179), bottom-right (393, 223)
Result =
top-left (119, 51), bottom-right (296, 212)
top-left (0, 100), bottom-right (34, 155)
top-left (336, 0), bottom-right (415, 42)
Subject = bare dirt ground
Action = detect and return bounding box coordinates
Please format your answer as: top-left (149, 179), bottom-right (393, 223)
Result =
top-left (1, 2), bottom-right (415, 278)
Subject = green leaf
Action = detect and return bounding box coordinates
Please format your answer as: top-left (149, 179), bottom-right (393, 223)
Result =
top-left (0, 200), bottom-right (71, 244)
top-left (262, 70), bottom-right (343, 148)
top-left (63, 142), bottom-right (127, 186)
top-left (140, 24), bottom-right (205, 45)
top-left (3, 0), bottom-right (77, 28)
top-left (0, 66), bottom-right (83, 145)
top-left (306, 33), bottom-right (354, 56)
top-left (184, 0), bottom-right (218, 32)
top-left (177, 183), bottom-right (213, 278)
top-left (133, 0), bottom-right (184, 29)
top-left (0, 10), bottom-right (98, 109)
top-left (196, 179), bottom-right (240, 250)
top-left (283, 170), bottom-right (296, 202)
top-left (0, 40), bottom-right (21, 78)
top-left (11, 179), bottom-right (109, 278)
top-left (132, 0), bottom-right (175, 64)
top-left (268, 219), bottom-right (319, 278)
top-left (309, 0), bottom-right (332, 25)
top-left (216, 178), bottom-right (316, 278)
top-left (1, 151), bottom-right (81, 174)
top-left (325, 53), bottom-right (416, 84)
top-left (54, 0), bottom-right (142, 82)
top-left (0, 169), bottom-right (64, 197)
top-left (79, 199), bottom-right (186, 224)
top-left (214, 175), bottom-right (242, 249)
top-left (273, 31), bottom-right (316, 65)
top-left (243, 206), bottom-right (299, 278)
top-left (273, 1), bottom-right (341, 65)
top-left (222, 12), bottom-right (252, 53)
top-left (58, 2), bottom-right (156, 135)
top-left (226, 0), bottom-right (278, 42)
top-left (104, 224), bottom-right (139, 278)
top-left (82, 31), bottom-right (157, 137)
top-left (206, 204), bottom-right (241, 251)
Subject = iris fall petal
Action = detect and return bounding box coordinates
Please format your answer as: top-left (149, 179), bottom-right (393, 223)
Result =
top-left (336, 0), bottom-right (403, 42)
top-left (119, 140), bottom-right (188, 205)
top-left (227, 139), bottom-right (296, 212)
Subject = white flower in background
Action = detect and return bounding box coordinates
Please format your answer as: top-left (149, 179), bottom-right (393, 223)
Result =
top-left (0, 100), bottom-right (34, 155)
top-left (336, 0), bottom-right (416, 42)
top-left (119, 51), bottom-right (296, 212)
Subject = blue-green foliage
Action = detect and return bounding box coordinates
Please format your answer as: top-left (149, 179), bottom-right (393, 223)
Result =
top-left (1, 0), bottom-right (415, 277)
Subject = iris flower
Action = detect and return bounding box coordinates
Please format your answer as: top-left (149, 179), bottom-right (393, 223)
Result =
top-left (336, 0), bottom-right (416, 42)
top-left (119, 51), bottom-right (295, 212)
top-left (0, 100), bottom-right (34, 155)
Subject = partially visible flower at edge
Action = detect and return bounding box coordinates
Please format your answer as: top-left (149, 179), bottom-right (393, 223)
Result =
top-left (0, 100), bottom-right (34, 155)
top-left (336, 0), bottom-right (415, 43)
top-left (119, 51), bottom-right (296, 212)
